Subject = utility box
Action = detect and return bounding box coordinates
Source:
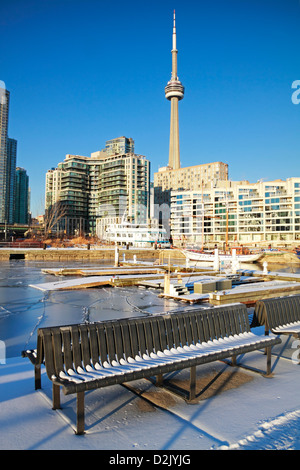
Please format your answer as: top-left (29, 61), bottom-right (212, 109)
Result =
top-left (215, 278), bottom-right (232, 290)
top-left (194, 281), bottom-right (216, 294)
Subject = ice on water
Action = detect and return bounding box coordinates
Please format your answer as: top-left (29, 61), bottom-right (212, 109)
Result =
top-left (0, 260), bottom-right (183, 358)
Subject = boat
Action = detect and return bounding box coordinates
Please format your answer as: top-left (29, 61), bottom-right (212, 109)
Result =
top-left (180, 248), bottom-right (263, 264)
top-left (104, 217), bottom-right (171, 248)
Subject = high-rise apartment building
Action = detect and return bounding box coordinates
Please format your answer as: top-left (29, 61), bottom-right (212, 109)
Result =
top-left (6, 137), bottom-right (17, 224)
top-left (95, 152), bottom-right (150, 238)
top-left (0, 85), bottom-right (9, 224)
top-left (0, 85), bottom-right (18, 225)
top-left (45, 137), bottom-right (150, 237)
top-left (45, 155), bottom-right (89, 236)
top-left (0, 84), bottom-right (29, 228)
top-left (14, 167), bottom-right (29, 224)
top-left (0, 85), bottom-right (19, 225)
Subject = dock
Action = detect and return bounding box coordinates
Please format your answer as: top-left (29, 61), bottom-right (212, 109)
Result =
top-left (30, 270), bottom-right (214, 291)
top-left (41, 266), bottom-right (167, 277)
top-left (28, 256), bottom-right (300, 306)
top-left (208, 280), bottom-right (300, 306)
top-left (158, 292), bottom-right (210, 304)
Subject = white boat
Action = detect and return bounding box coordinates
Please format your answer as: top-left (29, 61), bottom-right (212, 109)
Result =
top-left (104, 219), bottom-right (170, 248)
top-left (181, 249), bottom-right (263, 264)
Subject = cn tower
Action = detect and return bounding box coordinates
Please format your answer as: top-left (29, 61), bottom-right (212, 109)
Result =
top-left (165, 10), bottom-right (184, 170)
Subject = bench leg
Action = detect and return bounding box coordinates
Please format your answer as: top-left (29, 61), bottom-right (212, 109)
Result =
top-left (156, 374), bottom-right (163, 386)
top-left (34, 365), bottom-right (41, 390)
top-left (76, 391), bottom-right (85, 435)
top-left (189, 366), bottom-right (196, 401)
top-left (52, 384), bottom-right (61, 410)
top-left (266, 346), bottom-right (272, 377)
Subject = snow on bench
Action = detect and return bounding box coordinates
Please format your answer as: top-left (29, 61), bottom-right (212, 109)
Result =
top-left (22, 304), bottom-right (281, 435)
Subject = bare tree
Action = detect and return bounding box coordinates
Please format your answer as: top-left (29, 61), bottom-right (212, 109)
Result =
top-left (44, 201), bottom-right (67, 238)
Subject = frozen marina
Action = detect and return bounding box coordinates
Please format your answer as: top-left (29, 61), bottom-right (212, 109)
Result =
top-left (0, 259), bottom-right (300, 451)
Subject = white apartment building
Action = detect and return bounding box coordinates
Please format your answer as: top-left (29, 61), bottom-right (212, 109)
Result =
top-left (154, 161), bottom-right (228, 235)
top-left (171, 178), bottom-right (300, 246)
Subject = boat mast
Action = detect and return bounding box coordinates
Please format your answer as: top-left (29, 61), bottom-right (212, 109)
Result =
top-left (201, 180), bottom-right (204, 251)
top-left (225, 178), bottom-right (229, 253)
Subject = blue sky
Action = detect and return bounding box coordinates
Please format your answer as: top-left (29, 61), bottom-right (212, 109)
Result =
top-left (1, 0), bottom-right (300, 216)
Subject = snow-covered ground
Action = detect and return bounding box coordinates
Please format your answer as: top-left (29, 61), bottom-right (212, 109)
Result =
top-left (0, 260), bottom-right (299, 451)
top-left (0, 332), bottom-right (299, 451)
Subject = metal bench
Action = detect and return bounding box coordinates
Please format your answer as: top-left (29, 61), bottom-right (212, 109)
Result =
top-left (252, 294), bottom-right (300, 338)
top-left (22, 303), bottom-right (281, 435)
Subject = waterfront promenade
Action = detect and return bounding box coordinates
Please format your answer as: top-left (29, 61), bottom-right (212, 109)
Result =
top-left (0, 333), bottom-right (299, 450)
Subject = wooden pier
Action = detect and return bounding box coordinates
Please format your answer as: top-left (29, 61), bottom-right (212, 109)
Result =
top-left (208, 280), bottom-right (300, 306)
top-left (31, 269), bottom-right (213, 291)
top-left (28, 258), bottom-right (300, 307)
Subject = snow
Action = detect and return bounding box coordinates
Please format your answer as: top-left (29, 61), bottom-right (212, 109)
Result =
top-left (0, 333), bottom-right (299, 450)
top-left (1, 259), bottom-right (300, 451)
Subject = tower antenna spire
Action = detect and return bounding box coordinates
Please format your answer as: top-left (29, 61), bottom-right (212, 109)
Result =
top-left (173, 10), bottom-right (176, 51)
top-left (165, 10), bottom-right (184, 170)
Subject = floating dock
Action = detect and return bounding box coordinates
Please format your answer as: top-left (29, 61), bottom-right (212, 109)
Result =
top-left (208, 280), bottom-right (300, 306)
top-left (41, 266), bottom-right (167, 277)
top-left (30, 259), bottom-right (300, 306)
top-left (30, 270), bottom-right (214, 291)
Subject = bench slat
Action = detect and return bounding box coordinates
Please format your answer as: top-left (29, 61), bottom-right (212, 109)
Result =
top-left (96, 324), bottom-right (109, 365)
top-left (61, 329), bottom-right (73, 372)
top-left (88, 326), bottom-right (100, 366)
top-left (144, 318), bottom-right (154, 354)
top-left (40, 330), bottom-right (56, 380)
top-left (201, 312), bottom-right (211, 343)
top-left (52, 329), bottom-right (65, 376)
top-left (135, 321), bottom-right (146, 357)
top-left (195, 312), bottom-right (206, 343)
top-left (211, 309), bottom-right (221, 339)
top-left (113, 323), bottom-right (123, 362)
top-left (120, 322), bottom-right (132, 359)
top-left (71, 327), bottom-right (83, 370)
top-left (219, 308), bottom-right (228, 338)
top-left (226, 308), bottom-right (237, 336)
top-left (183, 314), bottom-right (192, 346)
top-left (288, 297), bottom-right (297, 324)
top-left (176, 315), bottom-right (185, 347)
top-left (207, 311), bottom-right (216, 340)
top-left (80, 325), bottom-right (92, 368)
top-left (156, 316), bottom-right (168, 352)
top-left (164, 315), bottom-right (174, 349)
top-left (223, 308), bottom-right (234, 336)
top-left (150, 317), bottom-right (161, 353)
top-left (171, 315), bottom-right (181, 348)
top-left (105, 323), bottom-right (116, 364)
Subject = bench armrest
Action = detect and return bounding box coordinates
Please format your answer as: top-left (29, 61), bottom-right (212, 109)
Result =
top-left (21, 349), bottom-right (38, 365)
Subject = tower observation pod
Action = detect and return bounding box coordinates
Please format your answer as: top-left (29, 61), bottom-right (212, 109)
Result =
top-left (165, 10), bottom-right (184, 170)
